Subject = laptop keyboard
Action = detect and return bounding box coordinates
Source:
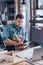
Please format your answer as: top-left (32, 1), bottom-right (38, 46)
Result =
top-left (16, 48), bottom-right (34, 59)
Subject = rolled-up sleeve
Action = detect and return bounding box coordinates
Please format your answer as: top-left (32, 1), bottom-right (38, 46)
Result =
top-left (1, 25), bottom-right (13, 42)
top-left (1, 31), bottom-right (8, 42)
top-left (2, 36), bottom-right (7, 41)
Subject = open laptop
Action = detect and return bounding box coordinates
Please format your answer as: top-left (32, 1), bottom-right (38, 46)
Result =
top-left (16, 47), bottom-right (43, 61)
top-left (26, 47), bottom-right (43, 61)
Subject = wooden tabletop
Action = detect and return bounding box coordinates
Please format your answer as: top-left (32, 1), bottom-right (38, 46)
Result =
top-left (0, 46), bottom-right (43, 65)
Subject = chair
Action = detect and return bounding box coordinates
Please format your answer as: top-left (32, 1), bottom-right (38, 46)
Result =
top-left (0, 34), bottom-right (6, 49)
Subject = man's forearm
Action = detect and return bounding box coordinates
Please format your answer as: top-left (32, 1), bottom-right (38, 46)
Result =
top-left (4, 38), bottom-right (18, 46)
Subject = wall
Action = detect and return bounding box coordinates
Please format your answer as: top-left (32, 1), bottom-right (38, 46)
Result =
top-left (20, 0), bottom-right (30, 41)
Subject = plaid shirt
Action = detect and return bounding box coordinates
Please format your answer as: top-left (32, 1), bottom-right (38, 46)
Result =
top-left (12, 23), bottom-right (28, 43)
top-left (1, 25), bottom-right (12, 41)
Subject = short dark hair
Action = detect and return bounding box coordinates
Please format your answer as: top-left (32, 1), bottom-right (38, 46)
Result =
top-left (16, 14), bottom-right (24, 19)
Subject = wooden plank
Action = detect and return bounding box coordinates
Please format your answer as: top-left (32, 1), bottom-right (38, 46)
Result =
top-left (18, 0), bottom-right (20, 14)
top-left (30, 0), bottom-right (32, 41)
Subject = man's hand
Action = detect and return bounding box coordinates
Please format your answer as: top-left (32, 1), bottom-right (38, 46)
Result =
top-left (15, 40), bottom-right (23, 46)
top-left (16, 43), bottom-right (28, 50)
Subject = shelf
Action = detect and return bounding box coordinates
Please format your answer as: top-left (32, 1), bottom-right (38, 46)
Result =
top-left (8, 16), bottom-right (14, 20)
top-left (30, 20), bottom-right (43, 23)
top-left (32, 16), bottom-right (43, 18)
top-left (32, 8), bottom-right (43, 10)
top-left (4, 0), bottom-right (16, 5)
top-left (8, 14), bottom-right (15, 16)
top-left (7, 4), bottom-right (14, 8)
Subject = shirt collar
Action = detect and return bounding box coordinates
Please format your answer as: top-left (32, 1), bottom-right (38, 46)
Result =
top-left (14, 23), bottom-right (22, 31)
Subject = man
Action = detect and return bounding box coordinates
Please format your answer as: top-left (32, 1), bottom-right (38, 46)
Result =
top-left (12, 14), bottom-right (28, 44)
top-left (1, 20), bottom-right (23, 51)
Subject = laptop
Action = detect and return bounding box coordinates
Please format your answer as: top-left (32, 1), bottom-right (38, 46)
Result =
top-left (16, 47), bottom-right (43, 61)
top-left (26, 47), bottom-right (43, 61)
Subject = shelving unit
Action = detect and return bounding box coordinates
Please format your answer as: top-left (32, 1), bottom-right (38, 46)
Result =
top-left (4, 0), bottom-right (16, 20)
top-left (30, 0), bottom-right (43, 45)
